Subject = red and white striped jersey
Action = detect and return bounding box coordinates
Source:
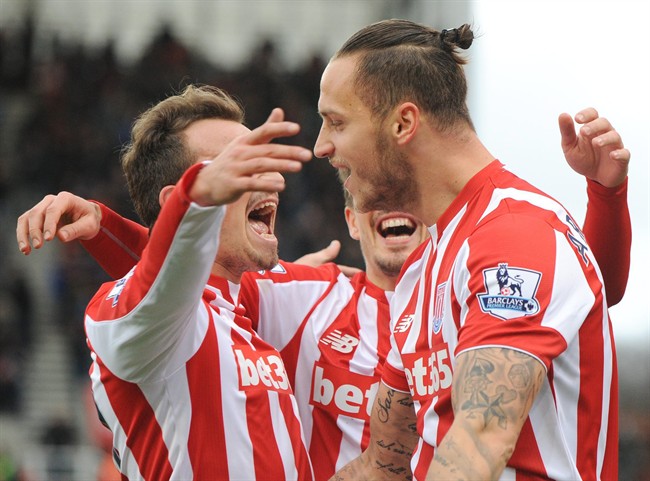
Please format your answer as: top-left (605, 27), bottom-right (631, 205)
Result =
top-left (85, 163), bottom-right (313, 481)
top-left (382, 161), bottom-right (618, 481)
top-left (80, 164), bottom-right (629, 481)
top-left (239, 263), bottom-right (393, 481)
top-left (80, 206), bottom-right (395, 480)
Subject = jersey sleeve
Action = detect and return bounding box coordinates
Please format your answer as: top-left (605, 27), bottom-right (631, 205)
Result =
top-left (582, 178), bottom-right (631, 306)
top-left (239, 261), bottom-right (342, 349)
top-left (85, 163), bottom-right (224, 382)
top-left (381, 337), bottom-right (411, 393)
top-left (80, 202), bottom-right (148, 279)
top-left (454, 210), bottom-right (603, 370)
top-left (382, 252), bottom-right (426, 394)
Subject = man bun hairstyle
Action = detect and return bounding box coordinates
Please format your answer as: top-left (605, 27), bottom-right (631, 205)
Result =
top-left (438, 25), bottom-right (474, 51)
top-left (335, 19), bottom-right (475, 131)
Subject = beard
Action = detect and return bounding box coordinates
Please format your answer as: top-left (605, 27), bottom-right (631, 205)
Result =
top-left (374, 252), bottom-right (409, 279)
top-left (218, 241), bottom-right (279, 277)
top-left (353, 131), bottom-right (418, 214)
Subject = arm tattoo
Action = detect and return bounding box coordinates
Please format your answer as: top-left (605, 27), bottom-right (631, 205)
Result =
top-left (376, 390), bottom-right (416, 434)
top-left (377, 388), bottom-right (395, 423)
top-left (458, 348), bottom-right (541, 430)
top-left (364, 387), bottom-right (417, 480)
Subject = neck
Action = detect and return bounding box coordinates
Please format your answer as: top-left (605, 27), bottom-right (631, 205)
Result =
top-left (365, 264), bottom-right (398, 292)
top-left (409, 125), bottom-right (494, 226)
top-left (211, 261), bottom-right (243, 284)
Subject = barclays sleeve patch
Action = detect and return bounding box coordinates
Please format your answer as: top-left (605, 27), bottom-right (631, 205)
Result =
top-left (106, 268), bottom-right (135, 307)
top-left (477, 263), bottom-right (542, 320)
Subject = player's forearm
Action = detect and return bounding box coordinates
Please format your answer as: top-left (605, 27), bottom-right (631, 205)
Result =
top-left (583, 178), bottom-right (630, 305)
top-left (331, 384), bottom-right (417, 480)
top-left (330, 452), bottom-right (378, 481)
top-left (331, 447), bottom-right (413, 481)
top-left (80, 201), bottom-right (148, 279)
top-left (427, 426), bottom-right (512, 481)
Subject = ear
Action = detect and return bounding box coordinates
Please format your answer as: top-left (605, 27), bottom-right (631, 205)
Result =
top-left (344, 207), bottom-right (361, 241)
top-left (390, 102), bottom-right (419, 146)
top-left (158, 185), bottom-right (176, 208)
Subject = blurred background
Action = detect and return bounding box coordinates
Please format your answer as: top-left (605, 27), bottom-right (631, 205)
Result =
top-left (0, 0), bottom-right (648, 479)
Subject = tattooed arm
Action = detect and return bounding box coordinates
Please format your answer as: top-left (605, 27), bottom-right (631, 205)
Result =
top-left (331, 382), bottom-right (418, 481)
top-left (426, 347), bottom-right (545, 481)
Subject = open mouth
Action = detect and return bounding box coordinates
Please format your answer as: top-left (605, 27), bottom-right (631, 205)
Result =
top-left (247, 198), bottom-right (277, 237)
top-left (330, 159), bottom-right (351, 182)
top-left (376, 215), bottom-right (417, 239)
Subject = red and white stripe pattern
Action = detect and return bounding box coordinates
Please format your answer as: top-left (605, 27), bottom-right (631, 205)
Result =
top-left (85, 163), bottom-right (313, 480)
top-left (240, 264), bottom-right (393, 481)
top-left (383, 161), bottom-right (618, 481)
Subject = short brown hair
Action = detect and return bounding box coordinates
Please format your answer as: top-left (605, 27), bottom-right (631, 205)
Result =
top-left (121, 84), bottom-right (244, 227)
top-left (335, 19), bottom-right (474, 131)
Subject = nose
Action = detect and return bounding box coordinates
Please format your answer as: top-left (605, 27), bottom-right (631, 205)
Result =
top-left (314, 127), bottom-right (333, 159)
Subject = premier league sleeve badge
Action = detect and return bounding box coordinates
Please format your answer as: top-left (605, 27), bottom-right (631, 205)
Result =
top-left (477, 263), bottom-right (542, 320)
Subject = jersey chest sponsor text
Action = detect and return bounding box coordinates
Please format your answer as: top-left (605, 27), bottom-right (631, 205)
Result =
top-left (310, 362), bottom-right (379, 419)
top-left (234, 346), bottom-right (291, 393)
top-left (402, 347), bottom-right (453, 401)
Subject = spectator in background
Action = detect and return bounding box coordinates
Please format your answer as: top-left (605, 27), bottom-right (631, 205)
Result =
top-left (40, 412), bottom-right (77, 481)
top-left (0, 267), bottom-right (32, 414)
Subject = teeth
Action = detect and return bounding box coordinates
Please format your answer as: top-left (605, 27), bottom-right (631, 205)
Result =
top-left (251, 201), bottom-right (277, 213)
top-left (381, 218), bottom-right (414, 231)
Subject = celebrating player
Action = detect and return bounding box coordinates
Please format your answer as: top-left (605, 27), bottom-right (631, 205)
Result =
top-left (314, 20), bottom-right (629, 480)
top-left (18, 85), bottom-right (315, 480)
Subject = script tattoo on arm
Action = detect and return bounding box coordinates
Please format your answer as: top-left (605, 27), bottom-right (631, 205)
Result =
top-left (331, 382), bottom-right (418, 480)
top-left (370, 385), bottom-right (417, 480)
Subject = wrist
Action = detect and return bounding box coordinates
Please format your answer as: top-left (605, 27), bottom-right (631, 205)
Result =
top-left (586, 177), bottom-right (628, 198)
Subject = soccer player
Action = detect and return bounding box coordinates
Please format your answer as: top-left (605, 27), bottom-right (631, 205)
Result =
top-left (19, 84), bottom-right (316, 480)
top-left (18, 105), bottom-right (630, 481)
top-left (314, 20), bottom-right (629, 480)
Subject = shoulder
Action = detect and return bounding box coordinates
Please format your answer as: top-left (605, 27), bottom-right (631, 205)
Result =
top-left (243, 260), bottom-right (342, 284)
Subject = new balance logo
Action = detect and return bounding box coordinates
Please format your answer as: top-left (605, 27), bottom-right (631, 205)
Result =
top-left (320, 330), bottom-right (359, 353)
top-left (394, 314), bottom-right (414, 333)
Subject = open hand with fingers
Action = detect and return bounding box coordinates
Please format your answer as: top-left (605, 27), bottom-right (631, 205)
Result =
top-left (190, 108), bottom-right (312, 206)
top-left (16, 191), bottom-right (102, 255)
top-left (559, 107), bottom-right (630, 187)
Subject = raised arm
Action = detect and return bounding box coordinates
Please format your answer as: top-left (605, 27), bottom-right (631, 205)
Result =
top-left (331, 382), bottom-right (418, 481)
top-left (583, 179), bottom-right (630, 305)
top-left (559, 107), bottom-right (631, 304)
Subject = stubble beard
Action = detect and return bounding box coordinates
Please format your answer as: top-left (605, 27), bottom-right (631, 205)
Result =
top-left (374, 253), bottom-right (408, 280)
top-left (220, 244), bottom-right (279, 277)
top-left (355, 132), bottom-right (418, 214)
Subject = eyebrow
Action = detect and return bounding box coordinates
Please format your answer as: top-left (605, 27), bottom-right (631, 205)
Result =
top-left (317, 109), bottom-right (342, 120)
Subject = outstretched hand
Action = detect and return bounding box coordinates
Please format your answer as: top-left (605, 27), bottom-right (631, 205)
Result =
top-left (559, 107), bottom-right (630, 187)
top-left (294, 240), bottom-right (363, 278)
top-left (190, 108), bottom-right (312, 206)
top-left (16, 191), bottom-right (102, 255)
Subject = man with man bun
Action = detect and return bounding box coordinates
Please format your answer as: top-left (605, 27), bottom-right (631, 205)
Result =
top-left (315, 19), bottom-right (627, 480)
